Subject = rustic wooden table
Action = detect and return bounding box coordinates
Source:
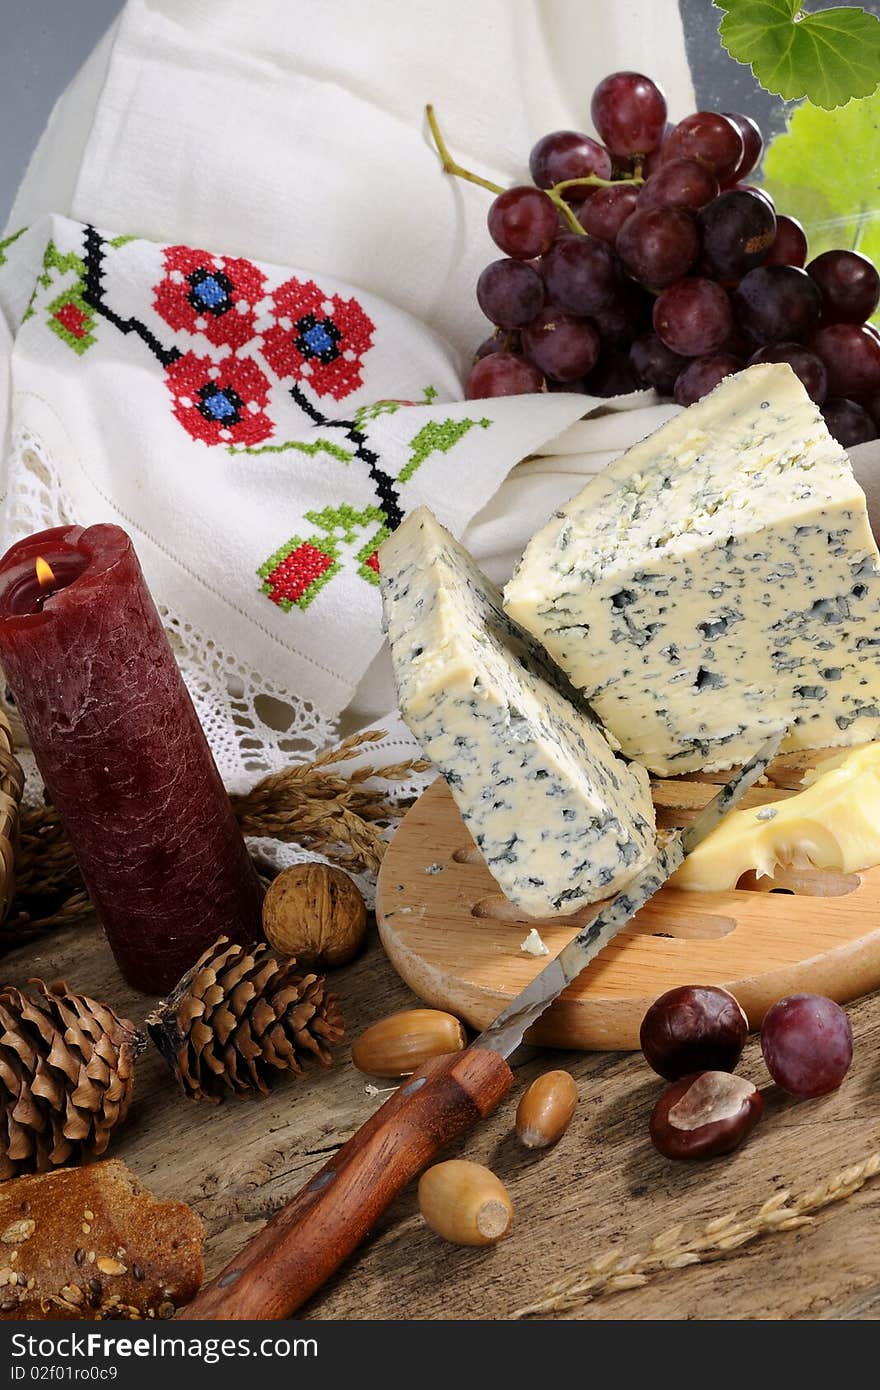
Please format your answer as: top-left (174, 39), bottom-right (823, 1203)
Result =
top-left (5, 918), bottom-right (880, 1320)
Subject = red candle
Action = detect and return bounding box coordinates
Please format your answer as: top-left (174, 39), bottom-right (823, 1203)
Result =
top-left (0, 524), bottom-right (263, 992)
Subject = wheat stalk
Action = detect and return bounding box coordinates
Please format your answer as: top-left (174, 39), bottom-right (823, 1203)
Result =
top-left (3, 729), bottom-right (429, 944)
top-left (512, 1151), bottom-right (880, 1318)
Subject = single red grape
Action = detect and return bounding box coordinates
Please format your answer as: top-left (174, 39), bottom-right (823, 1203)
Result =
top-left (590, 71), bottom-right (668, 156)
top-left (529, 130), bottom-right (612, 201)
top-left (662, 112), bottom-right (744, 182)
top-left (616, 206), bottom-right (700, 287)
top-left (653, 278), bottom-right (732, 357)
top-left (487, 186), bottom-right (559, 259)
top-left (674, 353), bottom-right (742, 406)
top-left (811, 322), bottom-right (880, 400)
top-left (522, 305), bottom-right (600, 381)
top-left (807, 249), bottom-right (880, 325)
top-left (638, 157), bottom-right (719, 212)
top-left (748, 343), bottom-right (828, 403)
top-left (476, 259), bottom-right (545, 329)
top-left (540, 234), bottom-right (618, 316)
top-left (822, 397), bottom-right (878, 446)
top-left (700, 189), bottom-right (776, 280)
top-left (721, 112), bottom-right (764, 184)
top-left (630, 331), bottom-right (688, 393)
top-left (765, 214), bottom-right (808, 268)
top-left (760, 994), bottom-right (853, 1098)
top-left (734, 265), bottom-right (822, 344)
top-left (465, 352), bottom-right (544, 399)
top-left (578, 184), bottom-right (640, 243)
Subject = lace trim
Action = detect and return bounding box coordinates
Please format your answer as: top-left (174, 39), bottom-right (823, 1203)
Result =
top-left (1, 428), bottom-right (431, 905)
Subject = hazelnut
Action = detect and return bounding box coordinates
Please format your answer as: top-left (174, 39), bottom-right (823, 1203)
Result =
top-left (351, 1008), bottom-right (467, 1078)
top-left (418, 1160), bottom-right (512, 1247)
top-left (650, 1070), bottom-right (763, 1160)
top-left (640, 985), bottom-right (748, 1080)
top-left (262, 863), bottom-right (367, 967)
top-left (515, 1070), bottom-right (578, 1149)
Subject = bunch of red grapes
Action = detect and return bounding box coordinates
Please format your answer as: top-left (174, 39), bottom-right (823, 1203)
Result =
top-left (467, 71), bottom-right (880, 449)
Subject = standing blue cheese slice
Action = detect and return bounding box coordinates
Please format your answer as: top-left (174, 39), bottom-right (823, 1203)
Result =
top-left (379, 508), bottom-right (656, 916)
top-left (504, 363), bottom-right (880, 775)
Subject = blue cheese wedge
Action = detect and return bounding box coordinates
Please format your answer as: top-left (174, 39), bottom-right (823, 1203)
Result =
top-left (505, 363), bottom-right (880, 775)
top-left (379, 508), bottom-right (656, 916)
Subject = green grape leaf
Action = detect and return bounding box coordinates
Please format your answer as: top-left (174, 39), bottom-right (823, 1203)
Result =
top-left (761, 92), bottom-right (880, 316)
top-left (716, 1), bottom-right (880, 109)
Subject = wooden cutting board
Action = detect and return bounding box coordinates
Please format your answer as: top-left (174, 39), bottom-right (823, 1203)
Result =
top-left (376, 748), bottom-right (880, 1050)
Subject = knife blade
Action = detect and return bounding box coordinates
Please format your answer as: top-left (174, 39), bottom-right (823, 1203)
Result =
top-left (185, 729), bottom-right (784, 1320)
top-left (471, 728), bottom-right (785, 1060)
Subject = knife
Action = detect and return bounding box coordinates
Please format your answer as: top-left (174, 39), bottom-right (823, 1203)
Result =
top-left (185, 731), bottom-right (783, 1320)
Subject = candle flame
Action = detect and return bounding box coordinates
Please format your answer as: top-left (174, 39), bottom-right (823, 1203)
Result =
top-left (35, 556), bottom-right (55, 590)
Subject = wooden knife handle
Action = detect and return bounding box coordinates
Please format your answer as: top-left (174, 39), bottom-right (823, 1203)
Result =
top-left (184, 1047), bottom-right (513, 1320)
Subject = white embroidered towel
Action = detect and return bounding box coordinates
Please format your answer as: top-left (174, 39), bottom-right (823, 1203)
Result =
top-left (8, 0), bottom-right (695, 360)
top-left (0, 0), bottom-right (698, 790)
top-left (0, 215), bottom-right (596, 788)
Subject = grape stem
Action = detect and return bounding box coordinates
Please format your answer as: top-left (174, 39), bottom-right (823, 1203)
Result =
top-left (425, 105), bottom-right (506, 195)
top-left (425, 104), bottom-right (643, 238)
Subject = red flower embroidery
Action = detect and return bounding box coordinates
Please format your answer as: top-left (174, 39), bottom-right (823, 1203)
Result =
top-left (165, 351), bottom-right (273, 446)
top-left (261, 277), bottom-right (375, 401)
top-left (154, 246), bottom-right (266, 350)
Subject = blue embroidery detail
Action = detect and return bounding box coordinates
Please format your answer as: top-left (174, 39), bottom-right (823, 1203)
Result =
top-left (198, 384), bottom-right (242, 423)
top-left (188, 266), bottom-right (234, 317)
top-left (295, 313), bottom-right (341, 363)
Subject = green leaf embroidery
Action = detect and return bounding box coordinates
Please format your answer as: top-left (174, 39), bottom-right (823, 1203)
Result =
top-left (0, 226), bottom-right (26, 268)
top-left (258, 502), bottom-right (388, 610)
top-left (228, 437), bottom-right (353, 462)
top-left (761, 91), bottom-right (880, 308)
top-left (399, 416), bottom-right (491, 484)
top-left (716, 0), bottom-right (880, 109)
top-left (22, 239), bottom-right (98, 352)
top-left (352, 384), bottom-right (438, 431)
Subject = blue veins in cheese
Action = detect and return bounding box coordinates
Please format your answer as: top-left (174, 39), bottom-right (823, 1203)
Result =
top-left (504, 363), bottom-right (880, 776)
top-left (378, 508), bottom-right (656, 917)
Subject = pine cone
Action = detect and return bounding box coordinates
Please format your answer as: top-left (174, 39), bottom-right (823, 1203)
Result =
top-left (0, 980), bottom-right (143, 1181)
top-left (146, 936), bottom-right (344, 1103)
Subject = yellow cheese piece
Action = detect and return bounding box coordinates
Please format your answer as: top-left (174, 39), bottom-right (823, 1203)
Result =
top-left (671, 744), bottom-right (880, 891)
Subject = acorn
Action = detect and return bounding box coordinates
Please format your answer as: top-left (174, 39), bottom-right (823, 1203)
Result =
top-left (418, 1160), bottom-right (512, 1246)
top-left (351, 1009), bottom-right (467, 1078)
top-left (515, 1070), bottom-right (578, 1149)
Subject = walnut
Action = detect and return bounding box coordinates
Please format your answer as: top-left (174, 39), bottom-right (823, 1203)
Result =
top-left (262, 864), bottom-right (367, 968)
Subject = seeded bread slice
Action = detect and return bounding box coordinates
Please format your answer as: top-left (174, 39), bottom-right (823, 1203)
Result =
top-left (0, 1159), bottom-right (204, 1319)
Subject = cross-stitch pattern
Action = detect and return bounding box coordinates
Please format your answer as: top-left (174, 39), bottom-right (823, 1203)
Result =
top-left (154, 245), bottom-right (267, 351)
top-left (19, 225), bottom-right (493, 616)
top-left (24, 240), bottom-right (98, 355)
top-left (0, 227), bottom-right (26, 269)
top-left (258, 503), bottom-right (388, 610)
top-left (399, 415), bottom-right (492, 482)
top-left (261, 276), bottom-right (375, 401)
top-left (165, 350), bottom-right (273, 446)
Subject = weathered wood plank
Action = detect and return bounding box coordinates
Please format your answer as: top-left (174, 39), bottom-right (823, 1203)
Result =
top-left (2, 919), bottom-right (878, 1320)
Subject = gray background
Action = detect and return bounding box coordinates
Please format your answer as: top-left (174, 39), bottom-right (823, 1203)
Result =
top-left (1, 0), bottom-right (878, 222)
